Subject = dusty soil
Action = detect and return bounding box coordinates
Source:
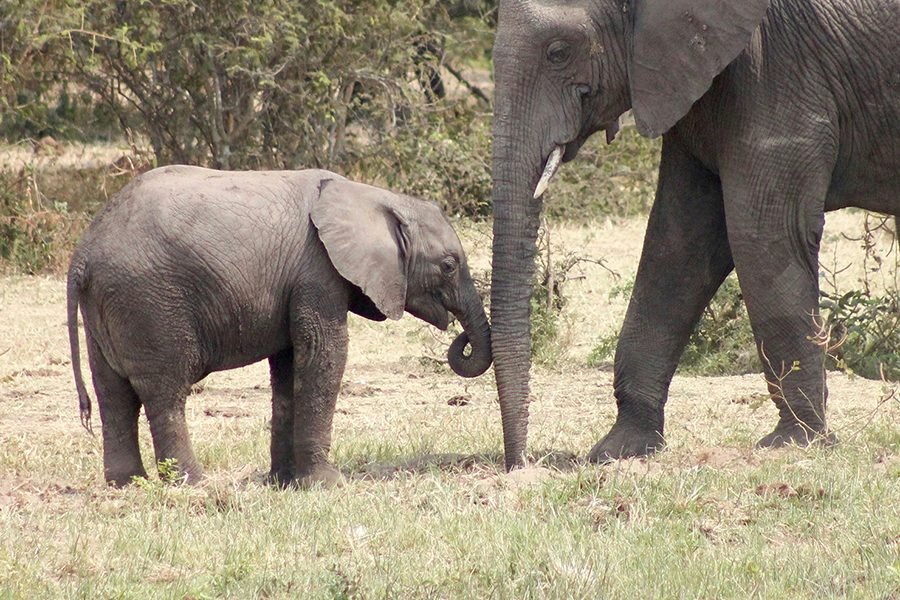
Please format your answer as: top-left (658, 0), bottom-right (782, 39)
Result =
top-left (0, 211), bottom-right (896, 491)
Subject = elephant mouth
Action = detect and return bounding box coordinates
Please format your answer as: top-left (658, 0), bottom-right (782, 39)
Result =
top-left (533, 120), bottom-right (620, 199)
top-left (562, 138), bottom-right (586, 162)
top-left (408, 304), bottom-right (450, 331)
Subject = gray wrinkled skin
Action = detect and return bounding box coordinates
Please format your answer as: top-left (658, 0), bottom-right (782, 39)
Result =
top-left (67, 166), bottom-right (491, 487)
top-left (490, 0), bottom-right (899, 469)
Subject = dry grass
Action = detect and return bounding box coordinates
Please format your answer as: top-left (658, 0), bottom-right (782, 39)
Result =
top-left (1, 215), bottom-right (898, 598)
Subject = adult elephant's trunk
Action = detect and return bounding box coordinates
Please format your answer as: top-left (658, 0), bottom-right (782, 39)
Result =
top-left (447, 275), bottom-right (493, 378)
top-left (490, 123), bottom-right (546, 470)
top-left (489, 0), bottom-right (579, 470)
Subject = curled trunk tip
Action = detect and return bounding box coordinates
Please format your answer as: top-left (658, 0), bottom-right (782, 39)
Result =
top-left (448, 331), bottom-right (492, 378)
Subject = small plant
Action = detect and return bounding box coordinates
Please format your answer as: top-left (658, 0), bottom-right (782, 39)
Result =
top-left (820, 289), bottom-right (900, 380)
top-left (530, 223), bottom-right (615, 365)
top-left (679, 276), bottom-right (759, 375)
top-left (587, 277), bottom-right (633, 368)
top-left (819, 213), bottom-right (900, 381)
top-left (156, 458), bottom-right (182, 484)
top-left (530, 288), bottom-right (562, 366)
top-left (588, 275), bottom-right (759, 375)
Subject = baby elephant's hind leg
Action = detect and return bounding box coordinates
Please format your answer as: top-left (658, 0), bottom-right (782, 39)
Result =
top-left (87, 336), bottom-right (147, 486)
top-left (132, 376), bottom-right (204, 484)
top-left (268, 348), bottom-right (295, 486)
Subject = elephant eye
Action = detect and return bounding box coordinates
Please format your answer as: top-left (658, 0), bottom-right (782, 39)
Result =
top-left (440, 257), bottom-right (458, 276)
top-left (546, 40), bottom-right (572, 65)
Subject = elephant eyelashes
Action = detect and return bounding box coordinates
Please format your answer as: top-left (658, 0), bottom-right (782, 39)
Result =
top-left (440, 257), bottom-right (458, 276)
top-left (546, 40), bottom-right (573, 65)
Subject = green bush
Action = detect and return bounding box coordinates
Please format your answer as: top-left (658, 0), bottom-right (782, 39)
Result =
top-left (679, 276), bottom-right (759, 375)
top-left (820, 289), bottom-right (900, 381)
top-left (588, 275), bottom-right (760, 376)
top-left (59, 0), bottom-right (448, 170)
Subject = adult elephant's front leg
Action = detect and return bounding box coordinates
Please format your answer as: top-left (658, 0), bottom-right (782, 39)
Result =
top-left (589, 135), bottom-right (734, 462)
top-left (723, 161), bottom-right (835, 448)
top-left (290, 310), bottom-right (349, 488)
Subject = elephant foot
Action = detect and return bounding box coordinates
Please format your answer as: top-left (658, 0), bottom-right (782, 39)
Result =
top-left (266, 468), bottom-right (295, 489)
top-left (756, 421), bottom-right (836, 450)
top-left (105, 466), bottom-right (149, 487)
top-left (293, 462), bottom-right (344, 490)
top-left (587, 423), bottom-right (666, 464)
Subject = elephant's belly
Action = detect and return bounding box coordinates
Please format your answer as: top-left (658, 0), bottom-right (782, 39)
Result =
top-left (204, 320), bottom-right (292, 374)
top-left (825, 167), bottom-right (900, 216)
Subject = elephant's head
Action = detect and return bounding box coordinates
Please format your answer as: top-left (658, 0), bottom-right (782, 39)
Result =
top-left (312, 178), bottom-right (492, 378)
top-left (490, 0), bottom-right (770, 468)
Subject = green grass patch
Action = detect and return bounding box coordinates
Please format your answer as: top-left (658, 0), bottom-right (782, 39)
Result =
top-left (2, 423), bottom-right (897, 598)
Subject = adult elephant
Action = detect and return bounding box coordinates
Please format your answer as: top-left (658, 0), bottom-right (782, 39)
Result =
top-left (489, 0), bottom-right (900, 469)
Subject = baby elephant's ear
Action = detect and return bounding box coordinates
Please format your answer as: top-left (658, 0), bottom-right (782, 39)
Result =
top-left (311, 179), bottom-right (410, 320)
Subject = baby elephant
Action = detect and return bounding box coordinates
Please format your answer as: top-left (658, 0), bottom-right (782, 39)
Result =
top-left (67, 166), bottom-right (491, 487)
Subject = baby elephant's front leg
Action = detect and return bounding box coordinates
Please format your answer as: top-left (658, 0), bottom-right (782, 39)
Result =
top-left (290, 312), bottom-right (349, 488)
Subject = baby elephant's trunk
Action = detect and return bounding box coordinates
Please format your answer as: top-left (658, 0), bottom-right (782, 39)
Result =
top-left (447, 286), bottom-right (492, 378)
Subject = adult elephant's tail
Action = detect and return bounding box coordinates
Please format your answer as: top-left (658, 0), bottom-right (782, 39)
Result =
top-left (67, 259), bottom-right (93, 433)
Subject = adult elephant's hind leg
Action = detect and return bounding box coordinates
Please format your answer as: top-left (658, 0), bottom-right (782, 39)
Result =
top-left (87, 335), bottom-right (147, 486)
top-left (723, 158), bottom-right (835, 449)
top-left (589, 135), bottom-right (734, 463)
top-left (268, 348), bottom-right (294, 486)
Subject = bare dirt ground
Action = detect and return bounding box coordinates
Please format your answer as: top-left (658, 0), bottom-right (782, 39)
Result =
top-left (0, 209), bottom-right (896, 495)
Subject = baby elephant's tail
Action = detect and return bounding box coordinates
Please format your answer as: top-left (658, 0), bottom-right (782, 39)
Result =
top-left (67, 260), bottom-right (93, 434)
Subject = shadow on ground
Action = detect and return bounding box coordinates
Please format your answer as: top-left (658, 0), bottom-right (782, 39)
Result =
top-left (348, 449), bottom-right (581, 480)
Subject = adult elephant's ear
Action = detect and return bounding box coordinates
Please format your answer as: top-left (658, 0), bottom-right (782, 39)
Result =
top-left (630, 0), bottom-right (770, 138)
top-left (311, 179), bottom-right (411, 320)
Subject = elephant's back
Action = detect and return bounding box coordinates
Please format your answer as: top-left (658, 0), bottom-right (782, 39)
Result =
top-left (73, 166), bottom-right (338, 375)
top-left (80, 166), bottom-right (335, 261)
top-left (73, 166), bottom-right (332, 312)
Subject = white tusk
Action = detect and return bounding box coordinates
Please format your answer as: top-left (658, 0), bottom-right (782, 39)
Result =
top-left (533, 145), bottom-right (564, 199)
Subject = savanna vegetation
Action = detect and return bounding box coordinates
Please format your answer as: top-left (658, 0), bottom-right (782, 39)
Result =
top-left (1, 2), bottom-right (897, 598)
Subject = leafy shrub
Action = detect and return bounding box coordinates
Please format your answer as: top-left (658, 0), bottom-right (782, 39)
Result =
top-left (679, 276), bottom-right (759, 375)
top-left (819, 215), bottom-right (900, 381)
top-left (59, 0), bottom-right (446, 170)
top-left (820, 289), bottom-right (900, 380)
top-left (588, 275), bottom-right (760, 375)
